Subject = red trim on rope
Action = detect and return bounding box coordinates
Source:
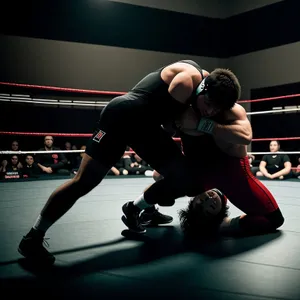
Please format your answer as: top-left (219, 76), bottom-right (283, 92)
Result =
top-left (0, 82), bottom-right (126, 96)
top-left (252, 137), bottom-right (300, 141)
top-left (0, 131), bottom-right (92, 137)
top-left (238, 94), bottom-right (300, 103)
top-left (1, 81), bottom-right (300, 103)
top-left (0, 131), bottom-right (300, 142)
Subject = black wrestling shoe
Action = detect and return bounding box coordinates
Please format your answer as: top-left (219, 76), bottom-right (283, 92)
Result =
top-left (18, 230), bottom-right (55, 265)
top-left (140, 206), bottom-right (173, 227)
top-left (122, 201), bottom-right (146, 234)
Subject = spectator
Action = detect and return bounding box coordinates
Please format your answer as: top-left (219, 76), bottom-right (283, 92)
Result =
top-left (1, 140), bottom-right (23, 170)
top-left (293, 156), bottom-right (300, 179)
top-left (22, 155), bottom-right (40, 178)
top-left (0, 155), bottom-right (23, 179)
top-left (35, 136), bottom-right (69, 175)
top-left (256, 140), bottom-right (292, 180)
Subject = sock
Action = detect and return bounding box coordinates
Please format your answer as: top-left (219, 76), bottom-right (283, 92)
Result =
top-left (32, 215), bottom-right (53, 233)
top-left (133, 194), bottom-right (153, 210)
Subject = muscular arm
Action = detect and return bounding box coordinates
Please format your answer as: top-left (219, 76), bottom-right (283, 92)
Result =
top-left (212, 117), bottom-right (252, 145)
top-left (198, 105), bottom-right (252, 145)
top-left (168, 72), bottom-right (194, 103)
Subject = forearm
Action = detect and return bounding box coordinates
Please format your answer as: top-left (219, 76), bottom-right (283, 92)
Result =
top-left (212, 123), bottom-right (251, 145)
top-left (259, 165), bottom-right (269, 177)
top-left (272, 167), bottom-right (291, 178)
top-left (37, 163), bottom-right (45, 170)
top-left (197, 118), bottom-right (252, 145)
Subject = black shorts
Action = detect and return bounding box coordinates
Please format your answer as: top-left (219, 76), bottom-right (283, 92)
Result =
top-left (85, 93), bottom-right (186, 176)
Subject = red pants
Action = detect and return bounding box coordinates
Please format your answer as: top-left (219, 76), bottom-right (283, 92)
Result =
top-left (197, 156), bottom-right (279, 216)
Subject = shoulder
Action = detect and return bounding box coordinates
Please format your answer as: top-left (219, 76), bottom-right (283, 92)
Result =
top-left (223, 103), bottom-right (247, 121)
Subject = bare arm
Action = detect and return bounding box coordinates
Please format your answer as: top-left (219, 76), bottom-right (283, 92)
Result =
top-left (198, 105), bottom-right (252, 145)
top-left (271, 161), bottom-right (292, 179)
top-left (168, 72), bottom-right (194, 103)
top-left (259, 161), bottom-right (270, 177)
top-left (213, 117), bottom-right (252, 145)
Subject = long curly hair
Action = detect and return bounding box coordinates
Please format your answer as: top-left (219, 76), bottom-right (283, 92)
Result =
top-left (179, 191), bottom-right (229, 239)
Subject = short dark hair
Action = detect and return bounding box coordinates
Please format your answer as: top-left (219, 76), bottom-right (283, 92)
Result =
top-left (206, 68), bottom-right (241, 110)
top-left (178, 196), bottom-right (229, 239)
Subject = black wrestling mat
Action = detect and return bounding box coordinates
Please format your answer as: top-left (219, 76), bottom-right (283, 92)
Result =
top-left (0, 178), bottom-right (300, 299)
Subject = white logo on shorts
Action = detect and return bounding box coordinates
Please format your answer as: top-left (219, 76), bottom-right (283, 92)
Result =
top-left (93, 130), bottom-right (106, 143)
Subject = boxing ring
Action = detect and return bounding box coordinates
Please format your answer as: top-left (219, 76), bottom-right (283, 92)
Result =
top-left (0, 82), bottom-right (300, 299)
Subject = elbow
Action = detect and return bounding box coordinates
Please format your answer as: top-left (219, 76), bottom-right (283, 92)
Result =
top-left (242, 129), bottom-right (252, 145)
top-left (240, 133), bottom-right (252, 145)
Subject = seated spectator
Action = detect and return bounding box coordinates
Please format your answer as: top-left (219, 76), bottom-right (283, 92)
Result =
top-left (22, 155), bottom-right (40, 178)
top-left (293, 156), bottom-right (300, 179)
top-left (256, 140), bottom-right (292, 180)
top-left (0, 155), bottom-right (23, 179)
top-left (1, 140), bottom-right (23, 170)
top-left (120, 147), bottom-right (150, 175)
top-left (107, 166), bottom-right (123, 176)
top-left (35, 136), bottom-right (69, 175)
top-left (131, 153), bottom-right (154, 176)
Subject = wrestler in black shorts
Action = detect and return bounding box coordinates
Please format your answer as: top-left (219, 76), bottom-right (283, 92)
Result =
top-left (18, 60), bottom-right (240, 264)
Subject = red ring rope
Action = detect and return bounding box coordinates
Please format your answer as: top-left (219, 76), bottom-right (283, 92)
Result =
top-left (0, 131), bottom-right (299, 142)
top-left (1, 81), bottom-right (300, 103)
top-left (0, 82), bottom-right (125, 96)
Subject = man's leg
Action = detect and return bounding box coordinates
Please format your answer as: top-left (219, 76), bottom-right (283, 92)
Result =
top-left (122, 126), bottom-right (203, 232)
top-left (18, 154), bottom-right (110, 264)
top-left (220, 209), bottom-right (284, 235)
top-left (18, 95), bottom-right (131, 264)
top-left (139, 178), bottom-right (173, 226)
top-left (207, 157), bottom-right (285, 236)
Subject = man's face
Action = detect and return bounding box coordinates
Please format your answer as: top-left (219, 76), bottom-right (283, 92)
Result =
top-left (191, 189), bottom-right (223, 217)
top-left (44, 136), bottom-right (53, 148)
top-left (26, 156), bottom-right (34, 166)
top-left (11, 141), bottom-right (19, 151)
top-left (65, 142), bottom-right (71, 150)
top-left (196, 95), bottom-right (220, 117)
top-left (11, 155), bottom-right (18, 165)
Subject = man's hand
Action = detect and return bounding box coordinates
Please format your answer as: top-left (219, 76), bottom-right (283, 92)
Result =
top-left (175, 107), bottom-right (204, 136)
top-left (197, 117), bottom-right (216, 134)
top-left (42, 167), bottom-right (53, 174)
top-left (265, 173), bottom-right (273, 179)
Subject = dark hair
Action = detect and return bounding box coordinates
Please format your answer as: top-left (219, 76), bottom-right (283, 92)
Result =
top-left (205, 68), bottom-right (241, 110)
top-left (178, 196), bottom-right (229, 239)
top-left (270, 140), bottom-right (280, 148)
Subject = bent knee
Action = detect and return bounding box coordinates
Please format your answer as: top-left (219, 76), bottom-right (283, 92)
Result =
top-left (268, 209), bottom-right (285, 230)
top-left (272, 213), bottom-right (284, 229)
top-left (153, 170), bottom-right (163, 182)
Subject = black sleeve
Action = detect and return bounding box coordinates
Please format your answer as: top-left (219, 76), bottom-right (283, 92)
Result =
top-left (282, 154), bottom-right (290, 163)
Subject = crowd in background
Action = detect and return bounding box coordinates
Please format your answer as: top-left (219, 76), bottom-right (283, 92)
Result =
top-left (0, 137), bottom-right (300, 181)
top-left (0, 136), bottom-right (154, 180)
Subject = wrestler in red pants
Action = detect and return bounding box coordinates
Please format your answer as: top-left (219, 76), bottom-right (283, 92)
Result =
top-left (150, 133), bottom-right (284, 236)
top-left (178, 132), bottom-right (284, 236)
